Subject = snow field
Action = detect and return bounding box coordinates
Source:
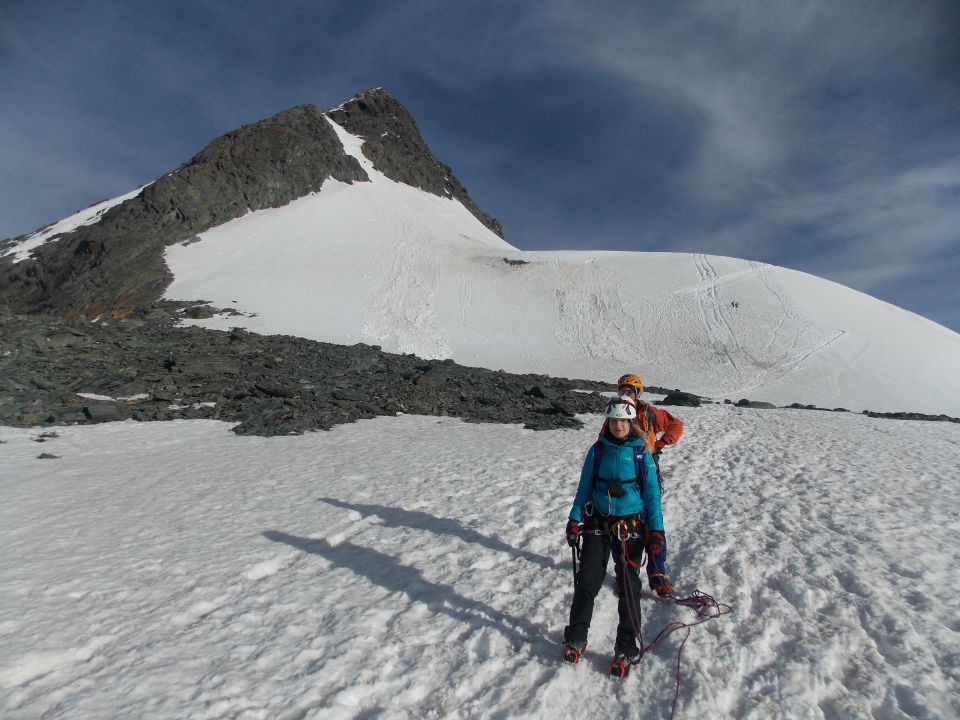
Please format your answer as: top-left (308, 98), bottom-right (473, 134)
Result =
top-left (1, 408), bottom-right (958, 719)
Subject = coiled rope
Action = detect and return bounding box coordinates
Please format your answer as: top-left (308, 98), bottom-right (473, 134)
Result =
top-left (620, 538), bottom-right (732, 720)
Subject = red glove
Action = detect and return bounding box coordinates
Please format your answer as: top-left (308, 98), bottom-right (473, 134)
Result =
top-left (566, 520), bottom-right (582, 547)
top-left (647, 531), bottom-right (666, 555)
top-left (654, 438), bottom-right (667, 455)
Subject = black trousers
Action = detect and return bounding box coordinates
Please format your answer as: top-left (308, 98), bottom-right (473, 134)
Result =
top-left (564, 515), bottom-right (645, 655)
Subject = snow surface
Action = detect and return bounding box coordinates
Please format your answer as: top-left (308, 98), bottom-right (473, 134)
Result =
top-left (159, 118), bottom-right (960, 416)
top-left (2, 408), bottom-right (958, 719)
top-left (0, 186), bottom-right (148, 263)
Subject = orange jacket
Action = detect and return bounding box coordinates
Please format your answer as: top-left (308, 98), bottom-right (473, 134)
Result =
top-left (637, 402), bottom-right (684, 446)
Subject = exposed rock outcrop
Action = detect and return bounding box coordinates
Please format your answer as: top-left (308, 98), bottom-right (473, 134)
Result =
top-left (0, 309), bottom-right (610, 435)
top-left (327, 88), bottom-right (503, 238)
top-left (657, 391), bottom-right (703, 407)
top-left (0, 105), bottom-right (366, 316)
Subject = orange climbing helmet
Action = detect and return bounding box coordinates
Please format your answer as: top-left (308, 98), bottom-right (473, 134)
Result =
top-left (617, 373), bottom-right (644, 394)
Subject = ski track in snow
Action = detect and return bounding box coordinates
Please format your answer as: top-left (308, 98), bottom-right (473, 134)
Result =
top-left (362, 208), bottom-right (449, 359)
top-left (552, 260), bottom-right (648, 366)
top-left (1, 411), bottom-right (958, 719)
top-left (693, 253), bottom-right (742, 375)
top-left (752, 262), bottom-right (846, 371)
top-left (674, 256), bottom-right (848, 398)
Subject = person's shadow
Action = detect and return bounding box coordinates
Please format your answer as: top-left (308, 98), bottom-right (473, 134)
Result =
top-left (316, 497), bottom-right (563, 572)
top-left (262, 530), bottom-right (552, 659)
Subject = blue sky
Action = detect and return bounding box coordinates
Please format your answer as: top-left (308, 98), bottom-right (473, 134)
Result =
top-left (2, 0), bottom-right (959, 331)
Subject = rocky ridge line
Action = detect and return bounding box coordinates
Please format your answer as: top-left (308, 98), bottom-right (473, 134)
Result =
top-left (326, 88), bottom-right (503, 238)
top-left (0, 105), bottom-right (366, 317)
top-left (0, 89), bottom-right (502, 317)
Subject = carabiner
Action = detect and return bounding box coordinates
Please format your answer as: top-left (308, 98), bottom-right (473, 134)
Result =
top-left (611, 519), bottom-right (629, 541)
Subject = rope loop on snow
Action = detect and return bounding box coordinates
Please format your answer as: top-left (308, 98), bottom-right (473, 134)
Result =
top-left (618, 548), bottom-right (732, 720)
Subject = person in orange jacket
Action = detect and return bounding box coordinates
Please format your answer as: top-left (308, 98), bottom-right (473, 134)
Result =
top-left (604, 373), bottom-right (684, 596)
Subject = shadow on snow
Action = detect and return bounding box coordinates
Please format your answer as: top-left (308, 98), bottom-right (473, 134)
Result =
top-left (262, 529), bottom-right (553, 660)
top-left (316, 496), bottom-right (564, 572)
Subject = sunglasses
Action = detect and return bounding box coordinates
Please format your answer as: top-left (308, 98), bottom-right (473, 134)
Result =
top-left (618, 386), bottom-right (638, 396)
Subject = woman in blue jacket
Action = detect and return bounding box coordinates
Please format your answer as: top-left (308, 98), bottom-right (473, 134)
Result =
top-left (562, 395), bottom-right (665, 678)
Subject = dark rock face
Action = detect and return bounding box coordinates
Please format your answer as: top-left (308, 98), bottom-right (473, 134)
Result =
top-left (0, 309), bottom-right (612, 436)
top-left (862, 410), bottom-right (959, 423)
top-left (326, 88), bottom-right (503, 238)
top-left (3, 310), bottom-right (954, 435)
top-left (735, 399), bottom-right (776, 409)
top-left (786, 402), bottom-right (849, 413)
top-left (657, 392), bottom-right (702, 407)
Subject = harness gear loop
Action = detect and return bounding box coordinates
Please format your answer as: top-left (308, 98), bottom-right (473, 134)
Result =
top-left (611, 519), bottom-right (630, 542)
top-left (610, 516), bottom-right (644, 541)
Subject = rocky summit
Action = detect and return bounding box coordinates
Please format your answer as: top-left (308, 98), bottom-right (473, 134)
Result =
top-left (0, 88), bottom-right (501, 318)
top-left (328, 89), bottom-right (503, 238)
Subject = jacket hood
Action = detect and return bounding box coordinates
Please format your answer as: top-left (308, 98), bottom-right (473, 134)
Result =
top-left (598, 433), bottom-right (646, 449)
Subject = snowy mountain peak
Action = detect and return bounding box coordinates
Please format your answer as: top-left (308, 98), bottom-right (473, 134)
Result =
top-left (2, 91), bottom-right (958, 416)
top-left (0, 90), bottom-right (501, 315)
top-left (325, 89), bottom-right (503, 238)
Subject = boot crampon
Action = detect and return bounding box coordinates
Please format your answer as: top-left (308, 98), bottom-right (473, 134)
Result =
top-left (609, 650), bottom-right (639, 678)
top-left (561, 640), bottom-right (586, 664)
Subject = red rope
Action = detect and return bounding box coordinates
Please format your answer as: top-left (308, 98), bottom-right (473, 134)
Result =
top-left (619, 548), bottom-right (732, 720)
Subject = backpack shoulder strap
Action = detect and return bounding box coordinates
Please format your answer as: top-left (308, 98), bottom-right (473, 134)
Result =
top-left (591, 440), bottom-right (605, 484)
top-left (633, 446), bottom-right (646, 484)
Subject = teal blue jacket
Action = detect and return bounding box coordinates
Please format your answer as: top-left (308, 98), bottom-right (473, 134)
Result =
top-left (568, 434), bottom-right (663, 531)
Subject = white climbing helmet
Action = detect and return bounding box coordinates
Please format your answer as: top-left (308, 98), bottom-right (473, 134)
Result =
top-left (604, 395), bottom-right (638, 420)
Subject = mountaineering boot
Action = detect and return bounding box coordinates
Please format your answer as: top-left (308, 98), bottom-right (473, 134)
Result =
top-left (609, 650), bottom-right (639, 679)
top-left (561, 640), bottom-right (587, 664)
top-left (649, 573), bottom-right (674, 597)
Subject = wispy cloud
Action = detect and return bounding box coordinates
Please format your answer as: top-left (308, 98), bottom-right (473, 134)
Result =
top-left (396, 0), bottom-right (960, 327)
top-left (1, 0), bottom-right (957, 330)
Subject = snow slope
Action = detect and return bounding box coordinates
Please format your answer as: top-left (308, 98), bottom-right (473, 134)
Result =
top-left (159, 118), bottom-right (960, 416)
top-left (2, 408), bottom-right (958, 719)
